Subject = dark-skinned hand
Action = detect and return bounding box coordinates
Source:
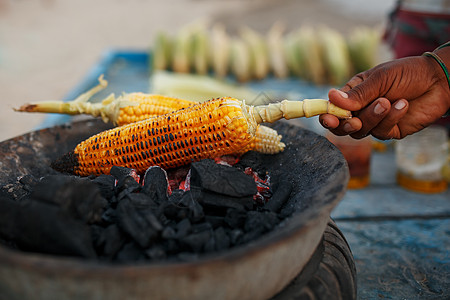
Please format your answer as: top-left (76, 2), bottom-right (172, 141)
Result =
top-left (320, 52), bottom-right (450, 140)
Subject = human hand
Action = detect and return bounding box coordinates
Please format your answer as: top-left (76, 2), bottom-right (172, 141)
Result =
top-left (319, 54), bottom-right (450, 140)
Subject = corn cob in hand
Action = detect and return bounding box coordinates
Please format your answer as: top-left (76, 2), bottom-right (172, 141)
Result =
top-left (51, 96), bottom-right (350, 176)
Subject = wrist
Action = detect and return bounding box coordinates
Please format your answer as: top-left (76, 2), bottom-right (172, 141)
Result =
top-left (422, 47), bottom-right (450, 111)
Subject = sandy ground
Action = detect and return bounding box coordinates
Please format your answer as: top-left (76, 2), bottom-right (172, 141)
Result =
top-left (0, 0), bottom-right (395, 142)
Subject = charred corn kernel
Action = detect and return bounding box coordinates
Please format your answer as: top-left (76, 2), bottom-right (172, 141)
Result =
top-left (51, 97), bottom-right (258, 176)
top-left (52, 96), bottom-right (350, 176)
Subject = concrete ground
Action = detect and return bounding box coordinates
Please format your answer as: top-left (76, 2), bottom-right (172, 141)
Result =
top-left (0, 0), bottom-right (395, 141)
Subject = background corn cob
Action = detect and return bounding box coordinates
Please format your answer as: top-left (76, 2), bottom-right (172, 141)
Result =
top-left (51, 96), bottom-right (350, 176)
top-left (151, 22), bottom-right (382, 84)
top-left (15, 78), bottom-right (285, 155)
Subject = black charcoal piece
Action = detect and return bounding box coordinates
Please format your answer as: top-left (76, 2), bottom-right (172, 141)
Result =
top-left (191, 222), bottom-right (213, 234)
top-left (145, 245), bottom-right (167, 260)
top-left (200, 191), bottom-right (253, 214)
top-left (228, 229), bottom-right (244, 245)
top-left (0, 197), bottom-right (96, 258)
top-left (115, 241), bottom-right (145, 262)
top-left (101, 206), bottom-right (117, 224)
top-left (190, 159), bottom-right (257, 197)
top-left (245, 211), bottom-right (280, 232)
top-left (263, 179), bottom-right (292, 213)
top-left (174, 218), bottom-right (192, 239)
top-left (214, 227), bottom-right (230, 251)
top-left (224, 209), bottom-right (247, 229)
top-left (179, 190), bottom-right (204, 222)
top-left (180, 230), bottom-right (211, 253)
top-left (31, 176), bottom-right (107, 224)
top-left (110, 166), bottom-right (138, 181)
top-left (161, 226), bottom-right (176, 239)
top-left (142, 166), bottom-right (169, 204)
top-left (116, 176), bottom-right (141, 199)
top-left (93, 224), bottom-right (126, 258)
top-left (117, 198), bottom-right (163, 248)
top-left (124, 193), bottom-right (158, 209)
top-left (91, 175), bottom-right (116, 200)
top-left (204, 215), bottom-right (225, 228)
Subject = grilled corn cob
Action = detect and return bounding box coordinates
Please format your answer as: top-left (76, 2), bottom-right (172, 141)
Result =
top-left (51, 97), bottom-right (350, 176)
top-left (15, 78), bottom-right (284, 154)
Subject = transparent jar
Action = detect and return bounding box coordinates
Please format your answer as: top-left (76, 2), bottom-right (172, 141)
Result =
top-left (395, 125), bottom-right (449, 193)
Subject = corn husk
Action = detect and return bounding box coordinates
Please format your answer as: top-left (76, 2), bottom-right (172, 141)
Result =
top-left (152, 31), bottom-right (172, 71)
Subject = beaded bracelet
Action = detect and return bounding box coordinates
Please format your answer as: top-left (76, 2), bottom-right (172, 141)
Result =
top-left (423, 51), bottom-right (450, 90)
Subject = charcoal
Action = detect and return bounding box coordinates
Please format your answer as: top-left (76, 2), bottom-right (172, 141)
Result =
top-left (204, 234), bottom-right (216, 252)
top-left (190, 159), bottom-right (257, 197)
top-left (116, 176), bottom-right (141, 199)
top-left (0, 197), bottom-right (96, 258)
top-left (204, 215), bottom-right (225, 228)
top-left (174, 218), bottom-right (192, 239)
top-left (180, 230), bottom-right (211, 253)
top-left (31, 175), bottom-right (108, 224)
top-left (110, 166), bottom-right (138, 182)
top-left (102, 206), bottom-right (117, 224)
top-left (200, 191), bottom-right (253, 214)
top-left (245, 211), bottom-right (280, 232)
top-left (142, 166), bottom-right (169, 204)
top-left (161, 226), bottom-right (177, 239)
top-left (91, 175), bottom-right (116, 200)
top-left (214, 227), bottom-right (231, 251)
top-left (124, 193), bottom-right (158, 210)
top-left (115, 241), bottom-right (145, 262)
top-left (224, 209), bottom-right (247, 229)
top-left (145, 245), bottom-right (167, 260)
top-left (93, 224), bottom-right (126, 258)
top-left (228, 229), bottom-right (244, 245)
top-left (263, 179), bottom-right (292, 213)
top-left (192, 222), bottom-right (213, 234)
top-left (117, 198), bottom-right (163, 248)
top-left (178, 190), bottom-right (204, 222)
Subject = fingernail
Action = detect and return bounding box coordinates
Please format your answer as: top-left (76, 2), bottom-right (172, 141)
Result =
top-left (374, 103), bottom-right (386, 115)
top-left (343, 123), bottom-right (354, 132)
top-left (336, 89), bottom-right (348, 99)
top-left (394, 100), bottom-right (406, 110)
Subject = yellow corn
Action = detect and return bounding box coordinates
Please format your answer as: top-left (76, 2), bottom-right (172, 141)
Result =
top-left (15, 77), bottom-right (285, 155)
top-left (51, 97), bottom-right (256, 176)
top-left (51, 96), bottom-right (350, 176)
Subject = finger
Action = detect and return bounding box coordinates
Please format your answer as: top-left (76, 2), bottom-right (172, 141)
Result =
top-left (349, 98), bottom-right (391, 139)
top-left (319, 114), bottom-right (340, 129)
top-left (371, 99), bottom-right (409, 140)
top-left (340, 73), bottom-right (365, 93)
top-left (327, 117), bottom-right (363, 136)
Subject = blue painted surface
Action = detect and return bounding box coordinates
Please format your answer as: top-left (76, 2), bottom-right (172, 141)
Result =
top-left (42, 50), bottom-right (450, 299)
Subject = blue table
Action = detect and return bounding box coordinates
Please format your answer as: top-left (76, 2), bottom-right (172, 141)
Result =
top-left (44, 50), bottom-right (450, 299)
